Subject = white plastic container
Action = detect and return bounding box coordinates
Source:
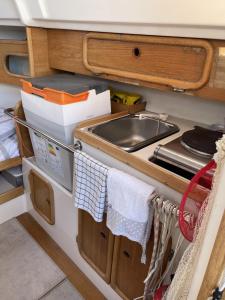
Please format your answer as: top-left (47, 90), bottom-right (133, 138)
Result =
top-left (21, 74), bottom-right (111, 191)
top-left (21, 88), bottom-right (111, 144)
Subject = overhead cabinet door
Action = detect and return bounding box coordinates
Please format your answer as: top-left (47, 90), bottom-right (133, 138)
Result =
top-left (83, 33), bottom-right (213, 91)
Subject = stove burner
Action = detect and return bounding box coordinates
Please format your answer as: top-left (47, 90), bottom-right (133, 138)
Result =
top-left (181, 126), bottom-right (222, 157)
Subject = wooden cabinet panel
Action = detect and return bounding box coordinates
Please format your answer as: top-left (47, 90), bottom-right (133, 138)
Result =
top-left (48, 29), bottom-right (225, 102)
top-left (0, 186), bottom-right (24, 205)
top-left (0, 40), bottom-right (28, 85)
top-left (14, 101), bottom-right (34, 158)
top-left (48, 29), bottom-right (89, 75)
top-left (26, 27), bottom-right (54, 77)
top-left (111, 233), bottom-right (172, 300)
top-left (29, 169), bottom-right (55, 225)
top-left (83, 33), bottom-right (213, 90)
top-left (77, 210), bottom-right (114, 283)
top-left (111, 234), bottom-right (154, 300)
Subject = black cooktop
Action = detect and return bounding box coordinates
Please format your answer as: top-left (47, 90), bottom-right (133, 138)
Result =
top-left (181, 126), bottom-right (223, 157)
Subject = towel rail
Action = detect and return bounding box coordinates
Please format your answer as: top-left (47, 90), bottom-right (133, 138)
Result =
top-left (4, 108), bottom-right (82, 153)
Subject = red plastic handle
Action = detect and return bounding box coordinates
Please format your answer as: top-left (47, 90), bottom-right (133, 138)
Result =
top-left (179, 160), bottom-right (216, 242)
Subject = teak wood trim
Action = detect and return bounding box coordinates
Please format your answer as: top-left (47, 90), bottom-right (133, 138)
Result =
top-left (17, 213), bottom-right (105, 300)
top-left (0, 156), bottom-right (21, 172)
top-left (83, 33), bottom-right (213, 90)
top-left (0, 40), bottom-right (28, 85)
top-left (0, 186), bottom-right (24, 205)
top-left (14, 101), bottom-right (34, 158)
top-left (29, 169), bottom-right (55, 225)
top-left (75, 112), bottom-right (209, 203)
top-left (26, 27), bottom-right (54, 77)
top-left (197, 211), bottom-right (225, 299)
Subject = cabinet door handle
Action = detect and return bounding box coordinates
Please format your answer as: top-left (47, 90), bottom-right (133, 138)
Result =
top-left (100, 231), bottom-right (106, 239)
top-left (123, 250), bottom-right (130, 258)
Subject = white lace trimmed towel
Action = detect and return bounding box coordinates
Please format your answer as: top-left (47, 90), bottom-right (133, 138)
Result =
top-left (106, 168), bottom-right (156, 263)
top-left (107, 202), bottom-right (154, 263)
top-left (73, 150), bottom-right (109, 222)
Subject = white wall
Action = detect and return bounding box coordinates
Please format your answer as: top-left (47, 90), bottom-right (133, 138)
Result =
top-left (0, 84), bottom-right (21, 109)
top-left (0, 194), bottom-right (27, 224)
top-left (110, 81), bottom-right (225, 126)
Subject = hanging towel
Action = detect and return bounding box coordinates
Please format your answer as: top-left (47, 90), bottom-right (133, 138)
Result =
top-left (106, 168), bottom-right (156, 263)
top-left (73, 150), bottom-right (109, 222)
top-left (0, 134), bottom-right (20, 162)
top-left (0, 108), bottom-right (16, 142)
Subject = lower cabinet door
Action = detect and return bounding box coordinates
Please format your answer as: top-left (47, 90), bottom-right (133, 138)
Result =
top-left (29, 169), bottom-right (55, 225)
top-left (111, 231), bottom-right (172, 300)
top-left (110, 233), bottom-right (154, 300)
top-left (77, 210), bottom-right (114, 283)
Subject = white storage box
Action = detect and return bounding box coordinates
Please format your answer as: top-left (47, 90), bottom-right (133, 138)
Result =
top-left (22, 88), bottom-right (110, 143)
top-left (21, 74), bottom-right (111, 144)
top-left (21, 74), bottom-right (111, 191)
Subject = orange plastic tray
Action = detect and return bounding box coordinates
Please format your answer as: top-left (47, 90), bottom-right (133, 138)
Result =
top-left (21, 79), bottom-right (89, 105)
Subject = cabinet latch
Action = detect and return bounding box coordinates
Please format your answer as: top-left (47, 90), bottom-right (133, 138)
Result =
top-left (173, 87), bottom-right (185, 93)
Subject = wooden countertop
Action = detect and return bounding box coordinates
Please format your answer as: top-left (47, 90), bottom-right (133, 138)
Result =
top-left (75, 112), bottom-right (209, 202)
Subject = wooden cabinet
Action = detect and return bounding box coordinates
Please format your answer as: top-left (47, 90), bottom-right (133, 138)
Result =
top-left (77, 210), bottom-right (173, 299)
top-left (0, 27), bottom-right (53, 85)
top-left (83, 33), bottom-right (213, 91)
top-left (77, 210), bottom-right (114, 283)
top-left (48, 28), bottom-right (225, 102)
top-left (111, 235), bottom-right (172, 300)
top-left (26, 27), bottom-right (54, 77)
top-left (29, 169), bottom-right (55, 225)
top-left (111, 235), bottom-right (154, 299)
top-left (0, 39), bottom-right (29, 85)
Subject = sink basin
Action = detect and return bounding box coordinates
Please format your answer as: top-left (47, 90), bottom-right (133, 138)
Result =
top-left (89, 115), bottom-right (179, 152)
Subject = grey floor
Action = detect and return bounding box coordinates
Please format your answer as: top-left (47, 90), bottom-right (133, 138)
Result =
top-left (0, 218), bottom-right (83, 300)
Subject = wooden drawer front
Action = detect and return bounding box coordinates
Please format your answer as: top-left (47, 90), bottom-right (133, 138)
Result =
top-left (111, 235), bottom-right (154, 300)
top-left (83, 33), bottom-right (213, 90)
top-left (29, 169), bottom-right (55, 225)
top-left (77, 210), bottom-right (114, 283)
top-left (111, 233), bottom-right (172, 300)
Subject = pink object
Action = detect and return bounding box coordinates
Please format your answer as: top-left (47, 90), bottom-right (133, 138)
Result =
top-left (179, 160), bottom-right (216, 242)
top-left (153, 285), bottom-right (169, 300)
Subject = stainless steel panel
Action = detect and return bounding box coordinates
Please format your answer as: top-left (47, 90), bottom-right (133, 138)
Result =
top-left (154, 137), bottom-right (210, 174)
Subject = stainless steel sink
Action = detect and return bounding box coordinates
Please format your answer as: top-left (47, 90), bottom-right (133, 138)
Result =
top-left (89, 115), bottom-right (179, 152)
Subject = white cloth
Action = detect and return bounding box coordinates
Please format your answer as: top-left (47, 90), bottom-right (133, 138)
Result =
top-left (73, 150), bottom-right (109, 222)
top-left (0, 134), bottom-right (20, 162)
top-left (0, 109), bottom-right (16, 142)
top-left (106, 168), bottom-right (156, 263)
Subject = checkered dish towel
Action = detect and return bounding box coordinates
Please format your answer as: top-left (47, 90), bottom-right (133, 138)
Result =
top-left (73, 150), bottom-right (109, 222)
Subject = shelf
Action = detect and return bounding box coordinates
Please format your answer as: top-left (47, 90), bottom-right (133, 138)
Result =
top-left (0, 157), bottom-right (22, 172)
top-left (0, 174), bottom-right (23, 205)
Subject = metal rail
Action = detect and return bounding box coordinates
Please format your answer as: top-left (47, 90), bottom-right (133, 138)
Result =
top-left (5, 108), bottom-right (82, 153)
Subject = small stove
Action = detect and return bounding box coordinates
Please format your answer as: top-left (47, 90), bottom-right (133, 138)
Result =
top-left (153, 137), bottom-right (210, 174)
top-left (152, 126), bottom-right (222, 176)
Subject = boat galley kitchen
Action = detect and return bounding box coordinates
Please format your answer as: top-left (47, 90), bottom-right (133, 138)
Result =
top-left (0, 1), bottom-right (225, 300)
